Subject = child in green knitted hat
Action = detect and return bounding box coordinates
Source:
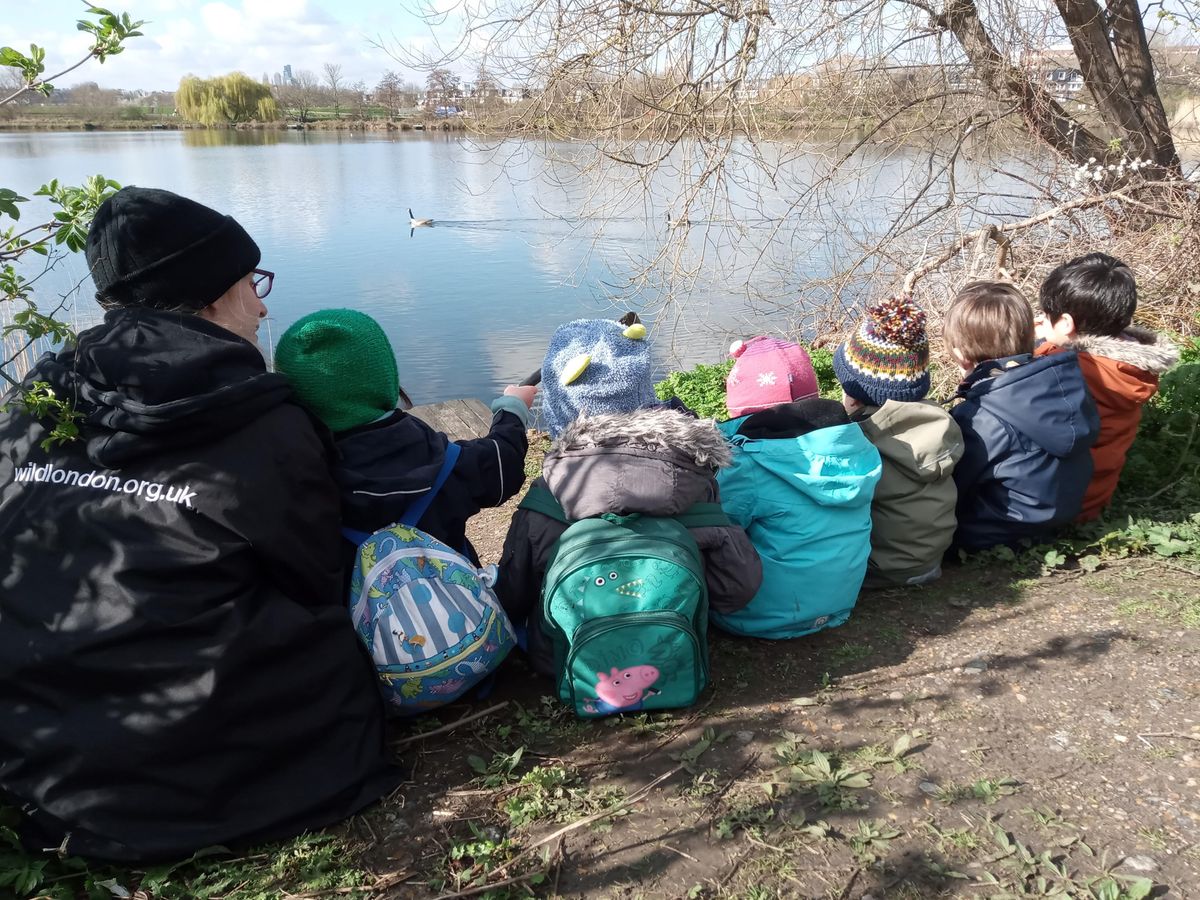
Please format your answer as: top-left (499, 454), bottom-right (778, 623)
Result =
top-left (275, 308), bottom-right (536, 562)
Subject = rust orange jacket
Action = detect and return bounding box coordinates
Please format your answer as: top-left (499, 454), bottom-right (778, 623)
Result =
top-left (1036, 327), bottom-right (1178, 521)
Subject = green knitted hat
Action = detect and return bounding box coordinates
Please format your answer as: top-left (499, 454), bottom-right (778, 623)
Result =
top-left (275, 309), bottom-right (400, 433)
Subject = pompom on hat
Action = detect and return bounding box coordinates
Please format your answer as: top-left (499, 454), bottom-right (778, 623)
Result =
top-left (725, 336), bottom-right (819, 418)
top-left (833, 294), bottom-right (931, 406)
top-left (540, 318), bottom-right (656, 438)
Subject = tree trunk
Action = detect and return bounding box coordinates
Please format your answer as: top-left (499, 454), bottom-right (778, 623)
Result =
top-left (1054, 0), bottom-right (1153, 158)
top-left (1107, 0), bottom-right (1181, 173)
top-left (938, 0), bottom-right (1179, 178)
top-left (937, 0), bottom-right (1112, 167)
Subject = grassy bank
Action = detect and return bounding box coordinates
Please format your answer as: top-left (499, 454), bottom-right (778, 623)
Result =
top-left (3, 342), bottom-right (1197, 899)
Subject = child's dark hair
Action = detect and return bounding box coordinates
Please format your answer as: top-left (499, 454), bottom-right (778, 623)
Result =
top-left (1039, 252), bottom-right (1136, 337)
top-left (943, 281), bottom-right (1035, 365)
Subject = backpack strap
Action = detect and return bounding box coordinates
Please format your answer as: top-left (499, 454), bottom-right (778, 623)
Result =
top-left (398, 441), bottom-right (462, 527)
top-left (517, 482), bottom-right (570, 523)
top-left (673, 502), bottom-right (731, 529)
top-left (342, 441), bottom-right (462, 546)
top-left (519, 483), bottom-right (729, 529)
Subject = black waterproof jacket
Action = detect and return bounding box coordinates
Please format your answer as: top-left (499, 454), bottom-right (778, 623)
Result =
top-left (335, 403), bottom-right (529, 563)
top-left (0, 309), bottom-right (399, 862)
top-left (950, 351), bottom-right (1100, 551)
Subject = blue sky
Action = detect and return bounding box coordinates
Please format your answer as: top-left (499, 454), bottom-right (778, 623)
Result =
top-left (1, 0), bottom-right (442, 90)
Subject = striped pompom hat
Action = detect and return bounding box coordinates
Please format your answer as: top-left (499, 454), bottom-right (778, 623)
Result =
top-left (833, 295), bottom-right (931, 405)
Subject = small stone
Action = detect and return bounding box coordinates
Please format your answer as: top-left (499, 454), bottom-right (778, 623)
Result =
top-left (1120, 855), bottom-right (1158, 872)
top-left (1114, 734), bottom-right (1128, 743)
top-left (736, 730), bottom-right (755, 744)
top-left (919, 781), bottom-right (941, 795)
top-left (888, 691), bottom-right (904, 701)
top-left (963, 658), bottom-right (988, 673)
top-left (792, 696), bottom-right (819, 707)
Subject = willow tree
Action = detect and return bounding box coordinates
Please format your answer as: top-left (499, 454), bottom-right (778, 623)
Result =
top-left (177, 72), bottom-right (279, 126)
top-left (392, 0), bottom-right (1200, 337)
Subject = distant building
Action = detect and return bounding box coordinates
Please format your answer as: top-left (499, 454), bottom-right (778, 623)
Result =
top-left (283, 65), bottom-right (294, 85)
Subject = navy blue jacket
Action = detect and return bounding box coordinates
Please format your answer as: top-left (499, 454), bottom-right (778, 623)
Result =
top-left (335, 401), bottom-right (529, 562)
top-left (950, 352), bottom-right (1100, 551)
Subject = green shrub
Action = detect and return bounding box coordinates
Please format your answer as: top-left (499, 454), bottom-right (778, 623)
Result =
top-left (1111, 336), bottom-right (1200, 517)
top-left (655, 359), bottom-right (734, 420)
top-left (654, 345), bottom-right (842, 420)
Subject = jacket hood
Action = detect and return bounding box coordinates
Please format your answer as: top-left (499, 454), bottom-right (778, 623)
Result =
top-left (857, 400), bottom-right (964, 484)
top-left (1066, 326), bottom-right (1179, 374)
top-left (544, 408), bottom-right (730, 519)
top-left (957, 352), bottom-right (1098, 458)
top-left (719, 414), bottom-right (881, 509)
top-left (31, 308), bottom-right (292, 467)
top-left (335, 410), bottom-right (448, 507)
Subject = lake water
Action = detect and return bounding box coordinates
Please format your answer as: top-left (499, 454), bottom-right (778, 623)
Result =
top-left (0, 129), bottom-right (1031, 404)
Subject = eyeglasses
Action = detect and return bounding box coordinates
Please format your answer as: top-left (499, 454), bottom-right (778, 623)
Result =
top-left (251, 268), bottom-right (274, 300)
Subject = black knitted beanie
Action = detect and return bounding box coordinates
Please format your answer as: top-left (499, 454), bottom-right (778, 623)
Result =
top-left (85, 186), bottom-right (261, 310)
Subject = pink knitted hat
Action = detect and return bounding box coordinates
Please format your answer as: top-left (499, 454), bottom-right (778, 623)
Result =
top-left (725, 336), bottom-right (820, 418)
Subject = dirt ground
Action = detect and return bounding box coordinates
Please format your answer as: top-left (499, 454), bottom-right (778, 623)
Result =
top-left (352, 436), bottom-right (1200, 899)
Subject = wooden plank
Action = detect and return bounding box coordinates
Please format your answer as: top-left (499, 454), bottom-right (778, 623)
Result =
top-left (408, 398), bottom-right (494, 442)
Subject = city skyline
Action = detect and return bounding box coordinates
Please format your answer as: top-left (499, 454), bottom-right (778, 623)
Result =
top-left (1, 0), bottom-right (441, 91)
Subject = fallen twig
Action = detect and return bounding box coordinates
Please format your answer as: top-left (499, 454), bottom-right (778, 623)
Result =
top-left (837, 867), bottom-right (862, 900)
top-left (1138, 731), bottom-right (1200, 742)
top-left (464, 764), bottom-right (685, 892)
top-left (284, 869), bottom-right (409, 898)
top-left (661, 843), bottom-right (700, 862)
top-left (699, 751), bottom-right (762, 827)
top-left (392, 702), bottom-right (509, 748)
top-left (431, 868), bottom-right (546, 900)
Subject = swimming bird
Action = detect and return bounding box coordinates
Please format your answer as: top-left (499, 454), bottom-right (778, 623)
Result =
top-left (665, 211), bottom-right (691, 228)
top-left (409, 208), bottom-right (433, 228)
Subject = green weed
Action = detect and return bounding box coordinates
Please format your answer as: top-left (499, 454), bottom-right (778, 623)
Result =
top-left (848, 820), bottom-right (902, 864)
top-left (826, 641), bottom-right (872, 668)
top-left (0, 811), bottom-right (373, 900)
top-left (765, 743), bottom-right (872, 810)
top-left (468, 746), bottom-right (527, 787)
top-left (936, 776), bottom-right (1019, 805)
top-left (503, 766), bottom-right (625, 830)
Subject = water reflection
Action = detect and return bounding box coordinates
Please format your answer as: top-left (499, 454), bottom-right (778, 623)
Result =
top-left (182, 128), bottom-right (283, 148)
top-left (1, 129), bottom-right (1033, 402)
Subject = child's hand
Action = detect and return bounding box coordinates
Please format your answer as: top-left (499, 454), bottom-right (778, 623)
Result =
top-left (504, 384), bottom-right (538, 409)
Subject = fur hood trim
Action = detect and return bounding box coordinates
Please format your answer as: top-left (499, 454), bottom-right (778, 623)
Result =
top-left (554, 408), bottom-right (733, 469)
top-left (1068, 326), bottom-right (1179, 374)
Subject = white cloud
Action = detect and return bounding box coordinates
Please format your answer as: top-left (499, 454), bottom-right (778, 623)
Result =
top-left (2, 0), bottom-right (432, 91)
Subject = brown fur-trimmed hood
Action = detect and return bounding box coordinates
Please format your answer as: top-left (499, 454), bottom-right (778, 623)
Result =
top-left (1065, 326), bottom-right (1179, 375)
top-left (542, 408), bottom-right (732, 520)
top-left (553, 408), bottom-right (733, 468)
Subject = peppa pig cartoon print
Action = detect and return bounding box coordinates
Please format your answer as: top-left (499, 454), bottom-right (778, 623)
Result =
top-left (584, 664), bottom-right (661, 714)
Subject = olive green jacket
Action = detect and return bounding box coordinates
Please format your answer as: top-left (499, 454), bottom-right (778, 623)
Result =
top-left (854, 400), bottom-right (964, 587)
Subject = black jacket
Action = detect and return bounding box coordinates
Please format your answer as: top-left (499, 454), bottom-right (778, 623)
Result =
top-left (951, 351), bottom-right (1100, 550)
top-left (0, 309), bottom-right (399, 862)
top-left (334, 403), bottom-right (529, 562)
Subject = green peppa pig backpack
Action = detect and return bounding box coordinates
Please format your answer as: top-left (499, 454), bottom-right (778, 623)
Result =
top-left (518, 484), bottom-right (729, 718)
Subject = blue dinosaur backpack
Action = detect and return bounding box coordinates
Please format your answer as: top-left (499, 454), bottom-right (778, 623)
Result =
top-left (345, 443), bottom-right (515, 715)
top-left (518, 484), bottom-right (729, 719)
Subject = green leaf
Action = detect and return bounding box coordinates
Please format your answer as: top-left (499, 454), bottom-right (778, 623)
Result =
top-left (467, 755), bottom-right (487, 773)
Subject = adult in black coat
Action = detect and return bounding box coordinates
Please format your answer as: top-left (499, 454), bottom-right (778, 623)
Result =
top-left (0, 187), bottom-right (399, 862)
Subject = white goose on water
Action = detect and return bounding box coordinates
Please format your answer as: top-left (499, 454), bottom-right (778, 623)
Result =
top-left (409, 208), bottom-right (433, 228)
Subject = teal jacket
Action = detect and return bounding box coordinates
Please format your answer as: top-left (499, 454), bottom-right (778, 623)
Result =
top-left (714, 400), bottom-right (882, 639)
